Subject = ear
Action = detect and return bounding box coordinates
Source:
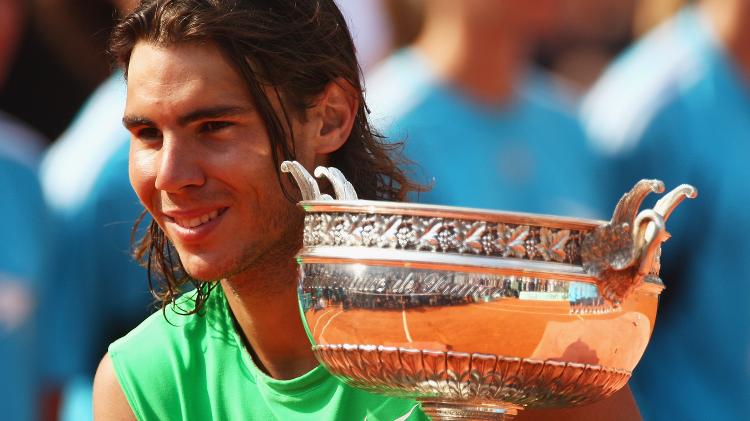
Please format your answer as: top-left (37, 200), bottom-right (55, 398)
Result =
top-left (309, 78), bottom-right (359, 155)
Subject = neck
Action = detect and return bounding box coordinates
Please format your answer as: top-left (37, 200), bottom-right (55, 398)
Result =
top-left (221, 234), bottom-right (317, 380)
top-left (413, 4), bottom-right (528, 106)
top-left (703, 0), bottom-right (750, 79)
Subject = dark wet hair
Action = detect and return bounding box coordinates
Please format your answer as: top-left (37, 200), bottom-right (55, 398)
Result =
top-left (111, 0), bottom-right (419, 313)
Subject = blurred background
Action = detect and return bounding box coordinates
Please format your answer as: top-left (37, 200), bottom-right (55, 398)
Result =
top-left (1, 0), bottom-right (747, 420)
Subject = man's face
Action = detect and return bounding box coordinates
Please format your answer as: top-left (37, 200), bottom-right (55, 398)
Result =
top-left (124, 42), bottom-right (309, 281)
top-left (462, 0), bottom-right (562, 39)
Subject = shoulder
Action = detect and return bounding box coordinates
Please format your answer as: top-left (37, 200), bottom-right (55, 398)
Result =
top-left (109, 292), bottom-right (209, 364)
top-left (40, 72), bottom-right (129, 212)
top-left (109, 294), bottom-right (212, 378)
top-left (0, 153), bottom-right (43, 195)
top-left (0, 111), bottom-right (46, 170)
top-left (365, 48), bottom-right (438, 133)
top-left (581, 6), bottom-right (711, 156)
top-left (0, 155), bottom-right (49, 274)
top-left (93, 353), bottom-right (138, 421)
top-left (86, 141), bottom-right (138, 211)
top-left (520, 69), bottom-right (585, 132)
top-left (107, 292), bottom-right (220, 419)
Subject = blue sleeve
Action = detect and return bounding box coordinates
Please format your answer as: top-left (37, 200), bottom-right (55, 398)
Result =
top-left (89, 142), bottom-right (150, 324)
top-left (0, 159), bottom-right (49, 283)
top-left (0, 157), bottom-right (50, 421)
top-left (40, 140), bottom-right (150, 385)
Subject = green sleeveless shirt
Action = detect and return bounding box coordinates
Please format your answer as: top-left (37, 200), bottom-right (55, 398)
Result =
top-left (109, 288), bottom-right (426, 421)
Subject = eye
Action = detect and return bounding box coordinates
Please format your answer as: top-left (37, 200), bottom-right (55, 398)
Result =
top-left (199, 121), bottom-right (234, 133)
top-left (136, 127), bottom-right (162, 141)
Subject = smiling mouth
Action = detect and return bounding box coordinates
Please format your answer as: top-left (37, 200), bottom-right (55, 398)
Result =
top-left (170, 208), bottom-right (227, 229)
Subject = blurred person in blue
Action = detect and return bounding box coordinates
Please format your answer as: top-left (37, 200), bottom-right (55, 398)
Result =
top-left (0, 145), bottom-right (48, 421)
top-left (335, 0), bottom-right (393, 72)
top-left (0, 0), bottom-right (50, 419)
top-left (581, 0), bottom-right (750, 419)
top-left (366, 0), bottom-right (604, 219)
top-left (38, 1), bottom-right (150, 419)
top-left (40, 109), bottom-right (148, 421)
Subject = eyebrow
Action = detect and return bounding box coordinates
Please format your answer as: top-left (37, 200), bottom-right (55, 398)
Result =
top-left (176, 105), bottom-right (251, 126)
top-left (122, 115), bottom-right (154, 130)
top-left (122, 105), bottom-right (252, 130)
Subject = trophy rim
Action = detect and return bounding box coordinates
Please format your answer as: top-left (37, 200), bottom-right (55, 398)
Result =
top-left (298, 254), bottom-right (666, 290)
top-left (299, 199), bottom-right (607, 231)
top-left (299, 246), bottom-right (595, 282)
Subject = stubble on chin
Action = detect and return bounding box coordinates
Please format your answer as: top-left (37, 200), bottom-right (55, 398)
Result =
top-left (208, 202), bottom-right (305, 295)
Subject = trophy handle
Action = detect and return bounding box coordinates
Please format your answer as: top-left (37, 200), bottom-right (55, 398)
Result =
top-left (282, 160), bottom-right (348, 201)
top-left (314, 166), bottom-right (359, 200)
top-left (281, 161), bottom-right (326, 201)
top-left (640, 184), bottom-right (699, 276)
top-left (653, 184), bottom-right (698, 223)
top-left (583, 180), bottom-right (697, 305)
top-left (633, 209), bottom-right (667, 277)
top-left (610, 179), bottom-right (664, 226)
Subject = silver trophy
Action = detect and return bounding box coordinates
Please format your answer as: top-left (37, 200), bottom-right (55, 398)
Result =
top-left (282, 161), bottom-right (696, 420)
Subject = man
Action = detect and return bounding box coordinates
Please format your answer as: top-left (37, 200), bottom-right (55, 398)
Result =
top-left (0, 1), bottom-right (50, 420)
top-left (581, 1), bottom-right (750, 419)
top-left (94, 1), bottom-right (640, 420)
top-left (366, 0), bottom-right (604, 219)
top-left (38, 1), bottom-right (152, 418)
top-left (0, 133), bottom-right (48, 421)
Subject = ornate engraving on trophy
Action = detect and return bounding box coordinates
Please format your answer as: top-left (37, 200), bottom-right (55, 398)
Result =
top-left (315, 345), bottom-right (630, 407)
top-left (304, 213), bottom-right (585, 265)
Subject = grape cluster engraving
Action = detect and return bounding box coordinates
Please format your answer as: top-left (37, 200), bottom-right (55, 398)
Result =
top-left (304, 213), bottom-right (583, 265)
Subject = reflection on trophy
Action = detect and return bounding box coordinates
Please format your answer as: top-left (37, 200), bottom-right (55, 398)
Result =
top-left (282, 161), bottom-right (696, 420)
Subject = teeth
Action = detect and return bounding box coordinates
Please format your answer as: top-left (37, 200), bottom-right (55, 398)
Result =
top-left (174, 209), bottom-right (220, 228)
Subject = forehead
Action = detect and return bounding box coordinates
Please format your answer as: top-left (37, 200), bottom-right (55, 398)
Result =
top-left (125, 42), bottom-right (252, 113)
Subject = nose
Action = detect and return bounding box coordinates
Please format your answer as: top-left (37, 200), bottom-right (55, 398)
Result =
top-left (154, 135), bottom-right (205, 192)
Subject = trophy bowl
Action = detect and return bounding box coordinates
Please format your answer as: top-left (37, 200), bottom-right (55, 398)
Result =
top-left (282, 161), bottom-right (696, 420)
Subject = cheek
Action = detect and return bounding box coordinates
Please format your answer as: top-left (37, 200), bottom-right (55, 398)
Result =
top-left (217, 133), bottom-right (278, 187)
top-left (129, 146), bottom-right (158, 210)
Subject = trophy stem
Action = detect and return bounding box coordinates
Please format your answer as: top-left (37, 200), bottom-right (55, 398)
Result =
top-left (419, 400), bottom-right (522, 420)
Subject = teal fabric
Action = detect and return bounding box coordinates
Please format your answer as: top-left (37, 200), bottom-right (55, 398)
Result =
top-left (582, 6), bottom-right (750, 420)
top-left (367, 48), bottom-right (605, 219)
top-left (39, 72), bottom-right (150, 421)
top-left (0, 153), bottom-right (50, 421)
